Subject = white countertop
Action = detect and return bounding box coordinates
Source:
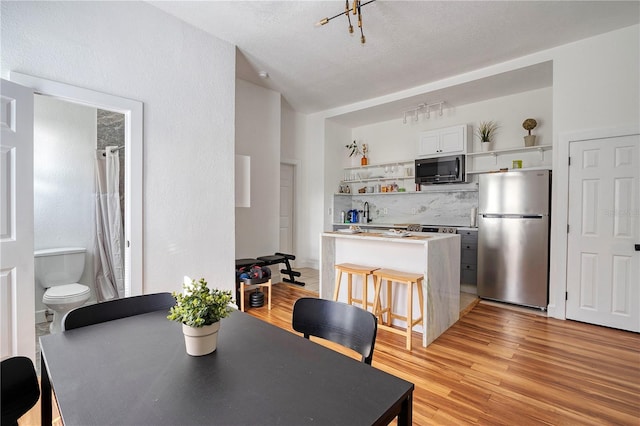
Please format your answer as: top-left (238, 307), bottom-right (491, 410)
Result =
top-left (332, 223), bottom-right (478, 231)
top-left (322, 230), bottom-right (458, 244)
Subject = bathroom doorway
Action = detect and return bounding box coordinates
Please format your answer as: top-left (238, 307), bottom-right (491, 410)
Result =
top-left (10, 72), bottom-right (143, 318)
top-left (33, 96), bottom-right (128, 319)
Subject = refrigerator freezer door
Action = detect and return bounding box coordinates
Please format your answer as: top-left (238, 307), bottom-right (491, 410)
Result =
top-left (479, 170), bottom-right (550, 215)
top-left (477, 215), bottom-right (549, 308)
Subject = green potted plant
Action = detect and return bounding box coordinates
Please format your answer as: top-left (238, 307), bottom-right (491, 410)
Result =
top-left (345, 140), bottom-right (362, 166)
top-left (168, 277), bottom-right (234, 356)
top-left (522, 118), bottom-right (538, 147)
top-left (345, 140), bottom-right (361, 157)
top-left (476, 121), bottom-right (499, 152)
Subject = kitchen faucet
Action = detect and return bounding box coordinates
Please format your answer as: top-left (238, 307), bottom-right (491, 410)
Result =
top-left (363, 201), bottom-right (372, 223)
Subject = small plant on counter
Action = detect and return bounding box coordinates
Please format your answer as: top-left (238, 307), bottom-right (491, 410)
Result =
top-left (476, 121), bottom-right (499, 143)
top-left (345, 140), bottom-right (361, 157)
top-left (167, 277), bottom-right (234, 327)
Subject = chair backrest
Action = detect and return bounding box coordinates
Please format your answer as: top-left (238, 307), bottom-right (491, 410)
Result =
top-left (292, 297), bottom-right (377, 365)
top-left (1, 356), bottom-right (40, 426)
top-left (62, 292), bottom-right (176, 331)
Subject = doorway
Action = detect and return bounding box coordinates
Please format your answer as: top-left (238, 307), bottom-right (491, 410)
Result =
top-left (11, 72), bottom-right (143, 299)
top-left (566, 134), bottom-right (639, 332)
top-left (33, 96), bottom-right (127, 319)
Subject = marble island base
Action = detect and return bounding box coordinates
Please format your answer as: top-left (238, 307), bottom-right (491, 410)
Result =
top-left (320, 231), bottom-right (460, 347)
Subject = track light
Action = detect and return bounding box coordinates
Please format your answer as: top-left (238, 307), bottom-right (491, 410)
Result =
top-left (316, 0), bottom-right (377, 44)
top-left (402, 102), bottom-right (446, 124)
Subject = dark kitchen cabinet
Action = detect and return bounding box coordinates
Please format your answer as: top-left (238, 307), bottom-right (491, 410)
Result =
top-left (460, 229), bottom-right (478, 286)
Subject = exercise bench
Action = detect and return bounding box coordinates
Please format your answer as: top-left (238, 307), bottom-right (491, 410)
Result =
top-left (256, 253), bottom-right (305, 287)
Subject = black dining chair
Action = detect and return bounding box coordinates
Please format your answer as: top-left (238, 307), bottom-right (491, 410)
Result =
top-left (1, 356), bottom-right (40, 426)
top-left (62, 292), bottom-right (176, 331)
top-left (292, 297), bottom-right (377, 365)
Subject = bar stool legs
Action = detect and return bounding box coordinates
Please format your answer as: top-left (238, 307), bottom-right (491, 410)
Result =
top-left (333, 263), bottom-right (379, 313)
top-left (372, 269), bottom-right (425, 351)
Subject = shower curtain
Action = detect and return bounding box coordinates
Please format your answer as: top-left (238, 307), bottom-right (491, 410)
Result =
top-left (94, 146), bottom-right (124, 301)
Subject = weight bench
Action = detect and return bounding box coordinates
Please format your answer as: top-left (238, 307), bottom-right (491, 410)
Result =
top-left (234, 253), bottom-right (305, 309)
top-left (256, 253), bottom-right (305, 287)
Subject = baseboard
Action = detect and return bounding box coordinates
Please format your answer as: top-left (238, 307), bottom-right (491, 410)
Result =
top-left (460, 283), bottom-right (477, 294)
top-left (295, 258), bottom-right (319, 270)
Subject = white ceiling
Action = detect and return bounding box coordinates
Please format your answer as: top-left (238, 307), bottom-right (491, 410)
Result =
top-left (151, 1), bottom-right (639, 125)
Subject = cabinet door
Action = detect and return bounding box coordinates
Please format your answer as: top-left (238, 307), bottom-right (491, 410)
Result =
top-left (417, 130), bottom-right (440, 156)
top-left (439, 126), bottom-right (465, 154)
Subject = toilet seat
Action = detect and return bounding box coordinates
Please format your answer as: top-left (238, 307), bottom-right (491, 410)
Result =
top-left (43, 283), bottom-right (90, 304)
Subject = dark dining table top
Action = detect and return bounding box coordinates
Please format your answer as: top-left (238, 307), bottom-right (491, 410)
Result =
top-left (40, 309), bottom-right (414, 425)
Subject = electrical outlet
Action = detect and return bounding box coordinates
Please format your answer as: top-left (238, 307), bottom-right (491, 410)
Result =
top-left (328, 208), bottom-right (332, 216)
top-left (411, 208), bottom-right (417, 215)
top-left (383, 208), bottom-right (388, 215)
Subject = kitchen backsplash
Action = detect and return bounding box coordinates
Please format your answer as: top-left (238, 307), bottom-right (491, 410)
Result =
top-left (335, 189), bottom-right (479, 227)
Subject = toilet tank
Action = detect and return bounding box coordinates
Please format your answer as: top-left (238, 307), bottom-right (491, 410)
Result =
top-left (34, 247), bottom-right (86, 288)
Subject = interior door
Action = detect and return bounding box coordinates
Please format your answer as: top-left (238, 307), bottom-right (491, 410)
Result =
top-left (1, 79), bottom-right (35, 361)
top-left (567, 135), bottom-right (640, 332)
top-left (279, 163), bottom-right (294, 256)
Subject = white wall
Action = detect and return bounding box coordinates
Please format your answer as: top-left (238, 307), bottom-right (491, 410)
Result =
top-left (350, 87), bottom-right (552, 162)
top-left (33, 96), bottom-right (97, 315)
top-left (2, 1), bottom-right (237, 295)
top-left (548, 24), bottom-right (640, 318)
top-left (235, 79), bottom-right (281, 259)
top-left (296, 24), bottom-right (639, 302)
top-left (323, 120), bottom-right (351, 232)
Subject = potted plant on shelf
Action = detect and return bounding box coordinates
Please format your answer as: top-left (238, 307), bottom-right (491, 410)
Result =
top-left (522, 118), bottom-right (538, 147)
top-left (167, 277), bottom-right (234, 356)
top-left (361, 143), bottom-right (369, 166)
top-left (345, 140), bottom-right (361, 166)
top-left (476, 121), bottom-right (499, 152)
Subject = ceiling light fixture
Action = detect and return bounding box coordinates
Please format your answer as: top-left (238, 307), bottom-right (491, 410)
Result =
top-left (316, 0), bottom-right (377, 44)
top-left (402, 102), bottom-right (446, 124)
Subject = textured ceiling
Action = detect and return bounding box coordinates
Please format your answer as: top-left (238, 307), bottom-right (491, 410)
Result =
top-left (150, 1), bottom-right (639, 123)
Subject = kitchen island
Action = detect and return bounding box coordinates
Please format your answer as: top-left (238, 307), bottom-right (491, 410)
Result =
top-left (320, 231), bottom-right (460, 347)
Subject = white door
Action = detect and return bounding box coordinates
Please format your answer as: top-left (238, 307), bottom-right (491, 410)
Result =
top-left (1, 79), bottom-right (35, 361)
top-left (279, 163), bottom-right (294, 255)
top-left (567, 135), bottom-right (640, 332)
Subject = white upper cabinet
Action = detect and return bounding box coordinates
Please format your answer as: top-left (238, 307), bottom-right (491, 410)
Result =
top-left (417, 124), bottom-right (468, 157)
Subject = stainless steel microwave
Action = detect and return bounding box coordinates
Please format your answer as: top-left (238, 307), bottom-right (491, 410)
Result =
top-left (415, 154), bottom-right (465, 184)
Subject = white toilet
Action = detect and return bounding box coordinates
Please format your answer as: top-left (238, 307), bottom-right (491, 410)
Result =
top-left (34, 247), bottom-right (91, 333)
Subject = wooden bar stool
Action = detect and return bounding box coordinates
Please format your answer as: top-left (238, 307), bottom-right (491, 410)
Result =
top-left (333, 263), bottom-right (379, 312)
top-left (372, 269), bottom-right (424, 350)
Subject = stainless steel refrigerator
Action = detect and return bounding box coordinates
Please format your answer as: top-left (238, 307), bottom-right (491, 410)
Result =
top-left (477, 170), bottom-right (551, 309)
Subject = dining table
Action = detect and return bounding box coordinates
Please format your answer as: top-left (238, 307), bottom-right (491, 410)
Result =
top-left (40, 308), bottom-right (414, 425)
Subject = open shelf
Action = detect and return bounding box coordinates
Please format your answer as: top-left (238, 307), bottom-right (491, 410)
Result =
top-left (466, 144), bottom-right (552, 157)
top-left (466, 166), bottom-right (552, 175)
top-left (344, 159), bottom-right (414, 171)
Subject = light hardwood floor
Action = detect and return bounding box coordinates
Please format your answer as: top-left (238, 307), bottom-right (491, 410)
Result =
top-left (248, 284), bottom-right (640, 425)
top-left (24, 283), bottom-right (639, 425)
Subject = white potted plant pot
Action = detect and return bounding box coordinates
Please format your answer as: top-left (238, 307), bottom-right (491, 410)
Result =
top-left (182, 322), bottom-right (220, 356)
top-left (481, 141), bottom-right (492, 152)
top-left (524, 135), bottom-right (537, 147)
